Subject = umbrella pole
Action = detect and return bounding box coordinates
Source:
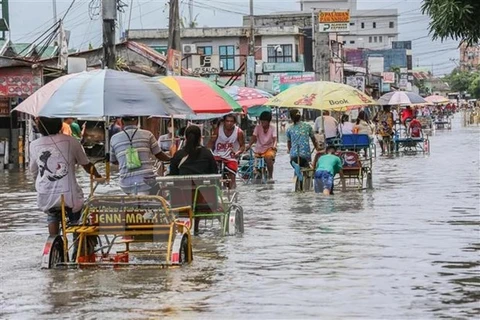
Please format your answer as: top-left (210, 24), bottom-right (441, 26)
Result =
top-left (105, 116), bottom-right (110, 182)
top-left (275, 107), bottom-right (279, 139)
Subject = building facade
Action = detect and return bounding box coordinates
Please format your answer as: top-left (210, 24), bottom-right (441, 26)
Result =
top-left (460, 44), bottom-right (480, 72)
top-left (126, 26), bottom-right (305, 77)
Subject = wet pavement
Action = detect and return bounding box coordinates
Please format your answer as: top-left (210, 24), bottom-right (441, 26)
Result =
top-left (0, 116), bottom-right (479, 319)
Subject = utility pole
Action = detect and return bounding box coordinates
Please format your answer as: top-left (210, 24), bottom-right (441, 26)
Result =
top-left (168, 0), bottom-right (181, 51)
top-left (188, 0), bottom-right (193, 27)
top-left (249, 0), bottom-right (255, 56)
top-left (102, 0), bottom-right (117, 69)
top-left (52, 0), bottom-right (57, 23)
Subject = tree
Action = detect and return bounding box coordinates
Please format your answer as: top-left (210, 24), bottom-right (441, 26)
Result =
top-left (421, 0), bottom-right (480, 46)
top-left (444, 68), bottom-right (480, 98)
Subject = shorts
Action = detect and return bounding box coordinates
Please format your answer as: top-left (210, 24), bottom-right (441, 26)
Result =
top-left (47, 207), bottom-right (81, 224)
top-left (314, 170), bottom-right (334, 193)
top-left (215, 157), bottom-right (238, 174)
top-left (290, 157), bottom-right (310, 168)
top-left (255, 148), bottom-right (276, 159)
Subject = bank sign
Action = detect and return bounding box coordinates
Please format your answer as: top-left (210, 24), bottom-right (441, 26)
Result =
top-left (318, 10), bottom-right (350, 33)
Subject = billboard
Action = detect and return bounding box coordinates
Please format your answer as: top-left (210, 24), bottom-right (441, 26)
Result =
top-left (0, 67), bottom-right (43, 98)
top-left (272, 72), bottom-right (315, 93)
top-left (382, 72), bottom-right (395, 84)
top-left (346, 76), bottom-right (365, 92)
top-left (167, 49), bottom-right (182, 76)
top-left (318, 10), bottom-right (350, 33)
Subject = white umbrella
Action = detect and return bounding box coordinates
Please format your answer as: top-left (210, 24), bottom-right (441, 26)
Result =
top-left (378, 91), bottom-right (427, 105)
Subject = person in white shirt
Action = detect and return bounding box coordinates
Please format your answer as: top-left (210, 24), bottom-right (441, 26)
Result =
top-left (314, 111), bottom-right (338, 144)
top-left (338, 114), bottom-right (354, 135)
top-left (29, 117), bottom-right (102, 237)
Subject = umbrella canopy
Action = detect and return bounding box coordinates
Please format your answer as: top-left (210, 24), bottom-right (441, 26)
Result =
top-left (155, 76), bottom-right (242, 113)
top-left (264, 81), bottom-right (376, 110)
top-left (247, 105), bottom-right (272, 117)
top-left (224, 86), bottom-right (273, 111)
top-left (424, 95), bottom-right (449, 104)
top-left (377, 91), bottom-right (427, 105)
top-left (12, 69), bottom-right (193, 118)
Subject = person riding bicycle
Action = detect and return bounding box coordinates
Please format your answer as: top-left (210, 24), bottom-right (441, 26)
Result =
top-left (287, 109), bottom-right (321, 169)
top-left (246, 111), bottom-right (277, 180)
top-left (208, 114), bottom-right (245, 189)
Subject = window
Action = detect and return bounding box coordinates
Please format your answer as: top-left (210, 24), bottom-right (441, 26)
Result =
top-left (267, 44), bottom-right (293, 63)
top-left (198, 46), bottom-right (213, 65)
top-left (369, 36), bottom-right (372, 43)
top-left (374, 36), bottom-right (378, 43)
top-left (389, 21), bottom-right (394, 28)
top-left (373, 22), bottom-right (376, 28)
top-left (379, 36), bottom-right (383, 43)
top-left (349, 22), bottom-right (355, 26)
top-left (361, 22), bottom-right (365, 29)
top-left (349, 40), bottom-right (355, 44)
top-left (343, 41), bottom-right (346, 45)
top-left (219, 45), bottom-right (235, 70)
top-left (197, 46), bottom-right (212, 55)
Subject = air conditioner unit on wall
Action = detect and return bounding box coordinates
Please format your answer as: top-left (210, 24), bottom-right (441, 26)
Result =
top-left (182, 44), bottom-right (197, 54)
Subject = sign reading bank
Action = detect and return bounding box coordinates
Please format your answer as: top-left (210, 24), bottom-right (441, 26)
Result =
top-left (318, 10), bottom-right (350, 33)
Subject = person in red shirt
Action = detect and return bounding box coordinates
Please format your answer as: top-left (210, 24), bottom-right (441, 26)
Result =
top-left (401, 106), bottom-right (414, 125)
top-left (408, 114), bottom-right (423, 138)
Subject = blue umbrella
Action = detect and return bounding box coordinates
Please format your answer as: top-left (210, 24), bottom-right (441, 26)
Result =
top-left (12, 69), bottom-right (193, 117)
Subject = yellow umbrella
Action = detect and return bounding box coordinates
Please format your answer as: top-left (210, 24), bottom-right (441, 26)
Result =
top-left (265, 81), bottom-right (377, 110)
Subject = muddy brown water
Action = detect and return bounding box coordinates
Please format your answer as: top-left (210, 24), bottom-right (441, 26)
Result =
top-left (0, 116), bottom-right (479, 319)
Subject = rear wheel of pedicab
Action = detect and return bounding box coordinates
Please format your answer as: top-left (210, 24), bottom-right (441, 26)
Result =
top-left (178, 235), bottom-right (193, 264)
top-left (234, 206), bottom-right (244, 234)
top-left (42, 235), bottom-right (65, 269)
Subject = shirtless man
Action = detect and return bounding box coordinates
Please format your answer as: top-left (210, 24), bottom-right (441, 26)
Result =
top-left (208, 114), bottom-right (245, 189)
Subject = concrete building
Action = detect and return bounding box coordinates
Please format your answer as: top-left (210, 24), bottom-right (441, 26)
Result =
top-left (126, 26), bottom-right (305, 76)
top-left (460, 44), bottom-right (480, 72)
top-left (248, 0), bottom-right (398, 50)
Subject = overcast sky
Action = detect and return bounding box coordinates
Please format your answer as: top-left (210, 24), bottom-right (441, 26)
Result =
top-left (8, 0), bottom-right (459, 75)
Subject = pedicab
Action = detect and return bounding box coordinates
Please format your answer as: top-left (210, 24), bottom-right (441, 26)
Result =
top-left (41, 179), bottom-right (194, 269)
top-left (264, 81), bottom-right (377, 192)
top-left (393, 127), bottom-right (430, 155)
top-left (145, 174), bottom-right (244, 236)
top-left (11, 69), bottom-right (198, 268)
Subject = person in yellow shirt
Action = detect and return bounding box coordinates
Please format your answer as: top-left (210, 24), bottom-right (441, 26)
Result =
top-left (61, 118), bottom-right (73, 136)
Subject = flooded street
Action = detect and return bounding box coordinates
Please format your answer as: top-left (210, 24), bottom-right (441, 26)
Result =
top-left (1, 116), bottom-right (479, 319)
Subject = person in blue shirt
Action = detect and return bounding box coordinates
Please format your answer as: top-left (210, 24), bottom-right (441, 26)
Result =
top-left (286, 108), bottom-right (320, 168)
top-left (313, 145), bottom-right (345, 195)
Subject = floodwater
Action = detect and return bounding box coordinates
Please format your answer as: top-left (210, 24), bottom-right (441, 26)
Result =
top-left (1, 116), bottom-right (479, 319)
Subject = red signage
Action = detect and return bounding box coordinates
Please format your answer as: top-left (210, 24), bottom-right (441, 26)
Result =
top-left (0, 98), bottom-right (9, 117)
top-left (0, 67), bottom-right (43, 98)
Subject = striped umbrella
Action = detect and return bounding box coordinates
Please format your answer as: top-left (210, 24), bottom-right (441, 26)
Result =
top-left (155, 76), bottom-right (242, 113)
top-left (12, 69), bottom-right (193, 117)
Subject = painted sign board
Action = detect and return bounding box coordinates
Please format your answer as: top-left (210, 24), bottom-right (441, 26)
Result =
top-left (319, 11), bottom-right (350, 23)
top-left (167, 49), bottom-right (182, 76)
top-left (263, 62), bottom-right (305, 73)
top-left (382, 72), bottom-right (395, 84)
top-left (272, 72), bottom-right (315, 93)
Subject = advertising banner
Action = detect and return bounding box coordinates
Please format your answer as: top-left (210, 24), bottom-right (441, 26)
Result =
top-left (272, 72), bottom-right (315, 93)
top-left (382, 72), bottom-right (395, 84)
top-left (346, 75), bottom-right (365, 92)
top-left (0, 68), bottom-right (43, 97)
top-left (318, 10), bottom-right (350, 33)
top-left (167, 49), bottom-right (182, 76)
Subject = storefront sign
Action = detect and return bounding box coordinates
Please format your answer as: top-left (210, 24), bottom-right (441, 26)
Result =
top-left (319, 23), bottom-right (349, 33)
top-left (382, 72), bottom-right (395, 84)
top-left (0, 67), bottom-right (42, 97)
top-left (272, 72), bottom-right (315, 93)
top-left (0, 98), bottom-right (9, 117)
top-left (191, 55), bottom-right (220, 75)
top-left (167, 49), bottom-right (182, 76)
top-left (263, 62), bottom-right (305, 73)
top-left (318, 10), bottom-right (350, 33)
top-left (319, 11), bottom-right (350, 23)
top-left (346, 76), bottom-right (365, 92)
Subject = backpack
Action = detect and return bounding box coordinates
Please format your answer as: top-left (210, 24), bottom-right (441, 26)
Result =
top-left (124, 129), bottom-right (142, 170)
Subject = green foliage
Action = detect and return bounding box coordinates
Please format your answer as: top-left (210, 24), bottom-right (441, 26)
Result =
top-left (444, 69), bottom-right (480, 98)
top-left (422, 0), bottom-right (480, 46)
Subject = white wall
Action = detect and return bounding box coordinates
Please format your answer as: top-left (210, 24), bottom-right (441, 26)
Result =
top-left (303, 0), bottom-right (354, 11)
